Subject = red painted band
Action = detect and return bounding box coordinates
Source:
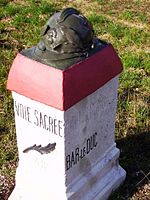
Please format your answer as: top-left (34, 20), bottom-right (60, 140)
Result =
top-left (7, 44), bottom-right (123, 111)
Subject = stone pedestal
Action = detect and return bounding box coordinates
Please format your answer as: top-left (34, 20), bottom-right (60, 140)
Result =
top-left (7, 44), bottom-right (126, 200)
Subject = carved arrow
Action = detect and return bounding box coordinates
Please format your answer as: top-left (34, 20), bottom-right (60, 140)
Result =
top-left (23, 143), bottom-right (56, 155)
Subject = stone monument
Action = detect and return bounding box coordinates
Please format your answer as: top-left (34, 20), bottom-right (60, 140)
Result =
top-left (7, 8), bottom-right (126, 200)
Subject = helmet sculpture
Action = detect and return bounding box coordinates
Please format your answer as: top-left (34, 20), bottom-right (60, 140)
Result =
top-left (21, 8), bottom-right (106, 70)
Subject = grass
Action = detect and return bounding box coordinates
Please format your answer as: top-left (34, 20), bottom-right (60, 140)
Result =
top-left (0, 0), bottom-right (150, 199)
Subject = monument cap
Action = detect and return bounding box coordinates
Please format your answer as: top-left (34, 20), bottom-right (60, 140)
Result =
top-left (7, 44), bottom-right (123, 111)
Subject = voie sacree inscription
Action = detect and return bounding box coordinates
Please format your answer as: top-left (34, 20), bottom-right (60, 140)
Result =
top-left (14, 100), bottom-right (98, 171)
top-left (14, 100), bottom-right (63, 137)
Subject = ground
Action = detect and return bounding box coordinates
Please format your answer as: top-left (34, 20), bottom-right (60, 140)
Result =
top-left (0, 0), bottom-right (150, 199)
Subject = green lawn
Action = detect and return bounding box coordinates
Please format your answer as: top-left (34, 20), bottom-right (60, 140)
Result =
top-left (0, 0), bottom-right (150, 199)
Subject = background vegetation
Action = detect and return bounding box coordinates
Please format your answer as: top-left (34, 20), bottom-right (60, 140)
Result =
top-left (0, 0), bottom-right (150, 199)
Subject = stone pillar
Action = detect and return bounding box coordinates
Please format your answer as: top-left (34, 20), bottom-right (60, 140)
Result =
top-left (7, 44), bottom-right (126, 200)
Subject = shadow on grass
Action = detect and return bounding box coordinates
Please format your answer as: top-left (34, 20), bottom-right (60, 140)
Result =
top-left (110, 130), bottom-right (150, 200)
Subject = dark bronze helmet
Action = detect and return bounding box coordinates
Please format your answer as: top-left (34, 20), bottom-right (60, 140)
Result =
top-left (21, 8), bottom-right (106, 70)
top-left (39, 8), bottom-right (94, 53)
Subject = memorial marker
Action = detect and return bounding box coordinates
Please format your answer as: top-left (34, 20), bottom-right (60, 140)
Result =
top-left (7, 8), bottom-right (126, 200)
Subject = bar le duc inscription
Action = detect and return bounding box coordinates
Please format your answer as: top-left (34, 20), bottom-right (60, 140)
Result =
top-left (14, 100), bottom-right (63, 137)
top-left (66, 132), bottom-right (98, 171)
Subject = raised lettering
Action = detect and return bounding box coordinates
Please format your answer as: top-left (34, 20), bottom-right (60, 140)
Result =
top-left (71, 151), bottom-right (75, 167)
top-left (66, 155), bottom-right (71, 170)
top-left (54, 119), bottom-right (57, 135)
top-left (94, 132), bottom-right (98, 147)
top-left (75, 147), bottom-right (79, 164)
top-left (48, 116), bottom-right (53, 133)
top-left (86, 138), bottom-right (91, 154)
top-left (44, 114), bottom-right (48, 130)
top-left (14, 101), bottom-right (19, 116)
top-left (27, 107), bottom-right (31, 123)
top-left (66, 133), bottom-right (98, 170)
top-left (58, 120), bottom-right (63, 137)
top-left (34, 110), bottom-right (39, 126)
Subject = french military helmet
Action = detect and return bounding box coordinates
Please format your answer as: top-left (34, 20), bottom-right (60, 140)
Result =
top-left (37, 8), bottom-right (94, 54)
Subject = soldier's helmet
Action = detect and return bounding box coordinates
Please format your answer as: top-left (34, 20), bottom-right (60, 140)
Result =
top-left (21, 7), bottom-right (106, 69)
top-left (38, 8), bottom-right (94, 54)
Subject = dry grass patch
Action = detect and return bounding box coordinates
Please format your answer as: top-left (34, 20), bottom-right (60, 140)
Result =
top-left (98, 13), bottom-right (147, 30)
top-left (131, 183), bottom-right (150, 200)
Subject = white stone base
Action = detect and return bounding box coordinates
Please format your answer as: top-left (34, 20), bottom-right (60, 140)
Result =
top-left (9, 145), bottom-right (125, 200)
top-left (67, 145), bottom-right (126, 200)
top-left (9, 76), bottom-right (126, 200)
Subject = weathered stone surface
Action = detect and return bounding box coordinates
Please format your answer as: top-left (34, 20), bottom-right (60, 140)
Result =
top-left (9, 76), bottom-right (126, 200)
